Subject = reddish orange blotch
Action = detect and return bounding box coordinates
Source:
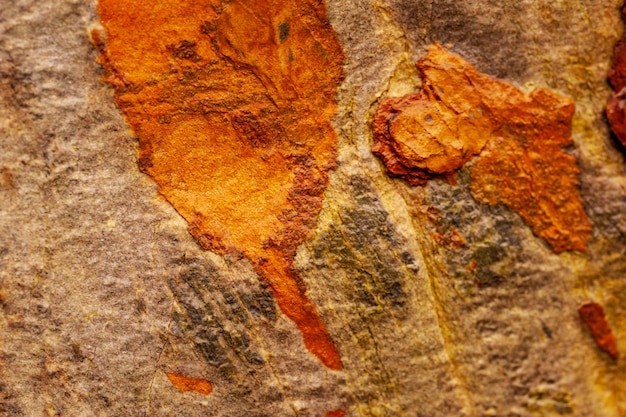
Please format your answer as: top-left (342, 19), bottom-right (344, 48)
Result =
top-left (325, 410), bottom-right (347, 417)
top-left (166, 372), bottom-right (213, 396)
top-left (0, 167), bottom-right (14, 189)
top-left (372, 44), bottom-right (591, 253)
top-left (579, 302), bottom-right (619, 360)
top-left (466, 260), bottom-right (479, 273)
top-left (96, 0), bottom-right (344, 370)
top-left (607, 1), bottom-right (626, 147)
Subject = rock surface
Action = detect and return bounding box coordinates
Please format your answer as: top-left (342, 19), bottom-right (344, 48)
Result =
top-left (0, 1), bottom-right (625, 416)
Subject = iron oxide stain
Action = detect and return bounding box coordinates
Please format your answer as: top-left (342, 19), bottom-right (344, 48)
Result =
top-left (95, 0), bottom-right (344, 370)
top-left (607, 1), bottom-right (626, 148)
top-left (579, 302), bottom-right (619, 360)
top-left (166, 372), bottom-right (213, 396)
top-left (372, 44), bottom-right (591, 253)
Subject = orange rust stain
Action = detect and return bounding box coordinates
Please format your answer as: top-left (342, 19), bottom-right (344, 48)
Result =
top-left (465, 260), bottom-right (479, 273)
top-left (422, 205), bottom-right (466, 250)
top-left (325, 410), bottom-right (346, 417)
top-left (0, 167), bottom-right (14, 189)
top-left (95, 0), bottom-right (344, 369)
top-left (432, 229), bottom-right (466, 250)
top-left (607, 1), bottom-right (626, 148)
top-left (579, 302), bottom-right (619, 360)
top-left (372, 44), bottom-right (591, 253)
top-left (166, 372), bottom-right (213, 396)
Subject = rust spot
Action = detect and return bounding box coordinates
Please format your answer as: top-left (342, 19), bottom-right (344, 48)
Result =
top-left (372, 44), bottom-right (591, 253)
top-left (433, 229), bottom-right (466, 249)
top-left (607, 1), bottom-right (626, 148)
top-left (96, 0), bottom-right (344, 370)
top-left (422, 206), bottom-right (466, 250)
top-left (579, 302), bottom-right (619, 360)
top-left (166, 372), bottom-right (213, 396)
top-left (325, 410), bottom-right (347, 417)
top-left (465, 260), bottom-right (479, 273)
top-left (0, 167), bottom-right (15, 189)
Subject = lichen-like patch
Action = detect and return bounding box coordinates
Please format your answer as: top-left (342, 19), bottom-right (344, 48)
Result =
top-left (607, 1), bottom-right (626, 148)
top-left (372, 44), bottom-right (591, 253)
top-left (579, 302), bottom-right (619, 360)
top-left (166, 372), bottom-right (213, 396)
top-left (95, 0), bottom-right (344, 370)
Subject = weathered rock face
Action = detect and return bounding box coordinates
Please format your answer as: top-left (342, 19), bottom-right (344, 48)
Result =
top-left (1, 1), bottom-right (625, 417)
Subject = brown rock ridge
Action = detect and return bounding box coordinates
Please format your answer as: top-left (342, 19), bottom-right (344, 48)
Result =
top-left (607, 1), bottom-right (626, 147)
top-left (372, 44), bottom-right (591, 253)
top-left (95, 0), bottom-right (344, 370)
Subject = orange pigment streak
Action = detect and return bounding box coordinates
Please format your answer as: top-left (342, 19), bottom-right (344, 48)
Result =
top-left (372, 44), bottom-right (591, 253)
top-left (325, 410), bottom-right (347, 417)
top-left (166, 372), bottom-right (213, 396)
top-left (579, 302), bottom-right (619, 360)
top-left (95, 0), bottom-right (344, 369)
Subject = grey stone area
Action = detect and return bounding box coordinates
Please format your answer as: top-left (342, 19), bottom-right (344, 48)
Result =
top-left (1, 0), bottom-right (626, 416)
top-left (386, 0), bottom-right (529, 80)
top-left (301, 174), bottom-right (465, 416)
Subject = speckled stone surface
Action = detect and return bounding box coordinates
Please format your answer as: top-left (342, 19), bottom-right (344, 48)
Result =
top-left (1, 1), bottom-right (625, 416)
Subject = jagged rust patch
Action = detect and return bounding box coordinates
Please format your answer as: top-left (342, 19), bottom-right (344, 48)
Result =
top-left (372, 44), bottom-right (591, 253)
top-left (166, 372), bottom-right (213, 396)
top-left (607, 1), bottom-right (626, 148)
top-left (579, 302), bottom-right (619, 360)
top-left (95, 0), bottom-right (344, 370)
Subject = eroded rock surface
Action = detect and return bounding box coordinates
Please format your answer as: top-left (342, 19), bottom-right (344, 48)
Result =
top-left (1, 0), bottom-right (625, 416)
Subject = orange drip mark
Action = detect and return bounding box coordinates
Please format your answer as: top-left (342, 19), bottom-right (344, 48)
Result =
top-left (579, 302), bottom-right (619, 360)
top-left (166, 372), bottom-right (213, 396)
top-left (95, 0), bottom-right (344, 369)
top-left (372, 44), bottom-right (591, 253)
top-left (325, 410), bottom-right (347, 417)
top-left (257, 251), bottom-right (342, 370)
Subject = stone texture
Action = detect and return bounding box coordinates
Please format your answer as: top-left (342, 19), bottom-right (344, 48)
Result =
top-left (0, 0), bottom-right (625, 416)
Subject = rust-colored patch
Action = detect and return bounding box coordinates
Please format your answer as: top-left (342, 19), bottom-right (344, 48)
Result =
top-left (422, 206), bottom-right (466, 250)
top-left (95, 0), bottom-right (344, 370)
top-left (166, 372), bottom-right (213, 396)
top-left (579, 302), bottom-right (619, 360)
top-left (0, 167), bottom-right (14, 189)
top-left (607, 1), bottom-right (626, 147)
top-left (433, 229), bottom-right (466, 250)
top-left (325, 410), bottom-right (347, 417)
top-left (372, 44), bottom-right (591, 253)
top-left (465, 260), bottom-right (479, 273)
